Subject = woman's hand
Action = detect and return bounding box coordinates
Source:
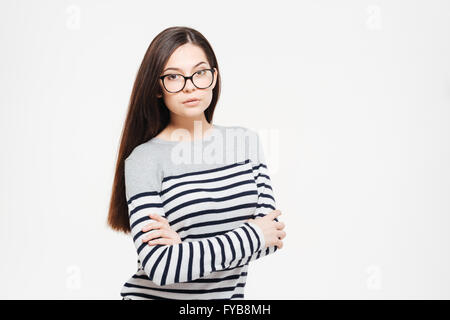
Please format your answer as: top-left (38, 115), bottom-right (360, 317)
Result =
top-left (246, 210), bottom-right (286, 249)
top-left (141, 213), bottom-right (182, 246)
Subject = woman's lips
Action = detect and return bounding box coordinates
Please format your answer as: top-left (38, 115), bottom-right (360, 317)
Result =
top-left (183, 99), bottom-right (200, 106)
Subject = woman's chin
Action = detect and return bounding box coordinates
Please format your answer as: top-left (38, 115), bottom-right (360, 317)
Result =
top-left (182, 105), bottom-right (206, 114)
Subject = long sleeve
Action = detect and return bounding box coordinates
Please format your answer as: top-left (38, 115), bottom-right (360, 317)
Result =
top-left (124, 154), bottom-right (267, 287)
top-left (237, 130), bottom-right (279, 266)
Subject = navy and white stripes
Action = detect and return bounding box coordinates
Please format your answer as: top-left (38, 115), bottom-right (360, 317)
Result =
top-left (128, 191), bottom-right (265, 286)
top-left (120, 125), bottom-right (278, 300)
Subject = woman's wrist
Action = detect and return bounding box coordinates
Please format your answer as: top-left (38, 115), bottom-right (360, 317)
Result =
top-left (246, 220), bottom-right (266, 250)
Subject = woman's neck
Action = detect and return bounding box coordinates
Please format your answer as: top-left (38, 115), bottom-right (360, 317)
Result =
top-left (158, 118), bottom-right (213, 142)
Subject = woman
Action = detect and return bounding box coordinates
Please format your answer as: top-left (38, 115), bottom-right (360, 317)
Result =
top-left (107, 26), bottom-right (286, 300)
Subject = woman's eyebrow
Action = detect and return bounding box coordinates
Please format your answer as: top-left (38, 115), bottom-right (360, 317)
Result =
top-left (163, 61), bottom-right (207, 73)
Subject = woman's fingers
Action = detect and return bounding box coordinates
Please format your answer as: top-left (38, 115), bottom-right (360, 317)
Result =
top-left (275, 221), bottom-right (285, 230)
top-left (141, 221), bottom-right (164, 232)
top-left (272, 209), bottom-right (282, 216)
top-left (277, 230), bottom-right (286, 240)
top-left (275, 239), bottom-right (283, 249)
top-left (141, 214), bottom-right (182, 246)
top-left (142, 229), bottom-right (171, 242)
top-left (266, 210), bottom-right (281, 221)
top-left (145, 230), bottom-right (182, 246)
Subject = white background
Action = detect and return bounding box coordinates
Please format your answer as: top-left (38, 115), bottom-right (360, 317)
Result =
top-left (1, 0), bottom-right (449, 299)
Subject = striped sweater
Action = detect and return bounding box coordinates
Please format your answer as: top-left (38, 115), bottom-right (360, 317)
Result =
top-left (120, 124), bottom-right (278, 300)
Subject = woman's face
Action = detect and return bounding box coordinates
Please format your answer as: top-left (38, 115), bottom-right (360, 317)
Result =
top-left (157, 43), bottom-right (218, 119)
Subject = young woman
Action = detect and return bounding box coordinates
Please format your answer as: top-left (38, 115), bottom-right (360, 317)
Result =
top-left (107, 26), bottom-right (286, 300)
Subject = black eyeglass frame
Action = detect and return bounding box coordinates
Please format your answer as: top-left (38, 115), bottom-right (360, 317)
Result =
top-left (159, 68), bottom-right (216, 93)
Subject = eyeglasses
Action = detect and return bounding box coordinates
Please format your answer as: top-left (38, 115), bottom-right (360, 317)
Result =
top-left (159, 68), bottom-right (215, 93)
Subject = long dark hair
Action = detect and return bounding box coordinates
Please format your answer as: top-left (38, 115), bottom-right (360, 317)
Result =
top-left (107, 26), bottom-right (222, 233)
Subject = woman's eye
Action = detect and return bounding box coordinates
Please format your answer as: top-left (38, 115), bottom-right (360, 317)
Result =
top-left (167, 74), bottom-right (179, 80)
top-left (196, 70), bottom-right (206, 76)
